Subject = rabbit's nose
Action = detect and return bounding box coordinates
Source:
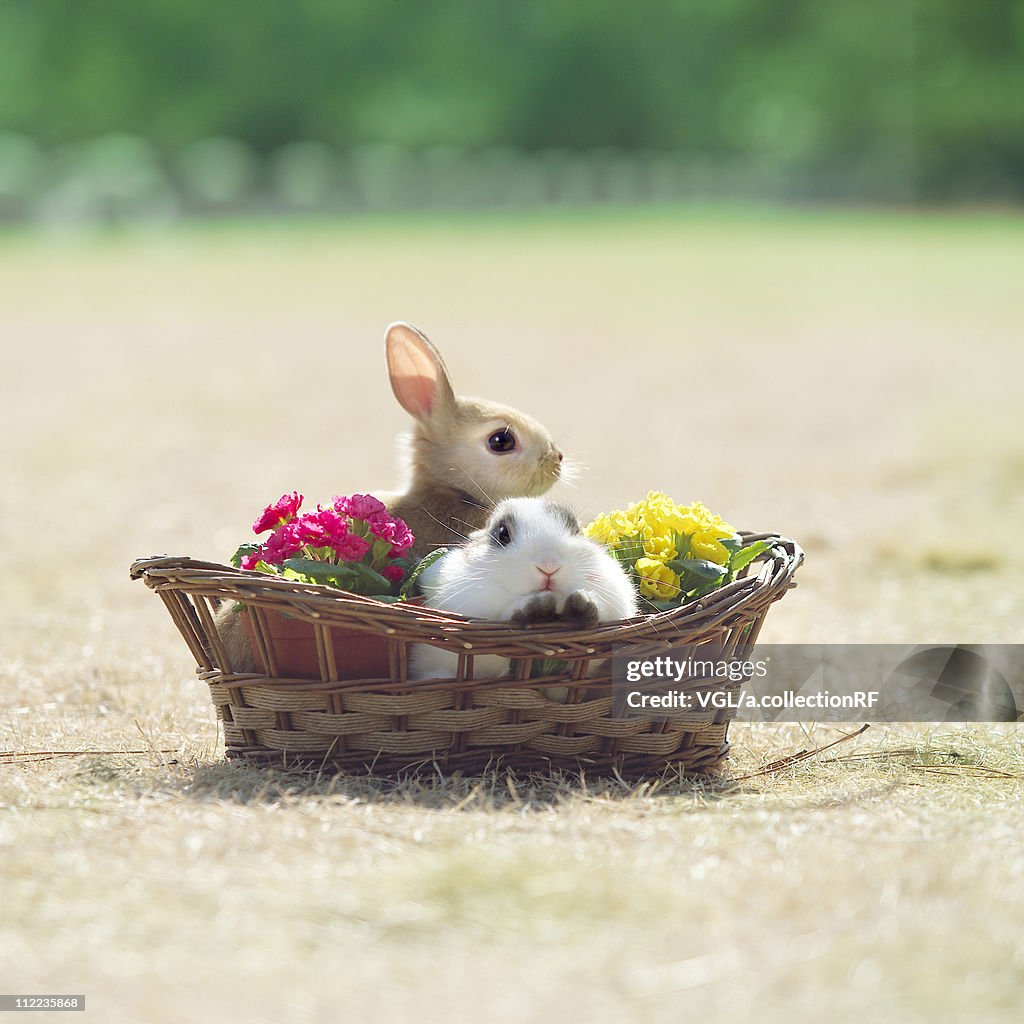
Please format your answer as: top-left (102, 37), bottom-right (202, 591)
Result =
top-left (536, 562), bottom-right (560, 591)
top-left (556, 450), bottom-right (564, 462)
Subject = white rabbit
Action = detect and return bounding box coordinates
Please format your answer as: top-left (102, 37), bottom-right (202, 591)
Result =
top-left (409, 497), bottom-right (639, 695)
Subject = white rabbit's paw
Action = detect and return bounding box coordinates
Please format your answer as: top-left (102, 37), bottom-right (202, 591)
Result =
top-left (510, 591), bottom-right (560, 624)
top-left (562, 590), bottom-right (601, 627)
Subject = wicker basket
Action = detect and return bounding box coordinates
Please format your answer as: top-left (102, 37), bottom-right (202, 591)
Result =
top-left (131, 532), bottom-right (802, 777)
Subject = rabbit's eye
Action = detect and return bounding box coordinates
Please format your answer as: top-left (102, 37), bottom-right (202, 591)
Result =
top-left (493, 522), bottom-right (512, 546)
top-left (487, 429), bottom-right (517, 454)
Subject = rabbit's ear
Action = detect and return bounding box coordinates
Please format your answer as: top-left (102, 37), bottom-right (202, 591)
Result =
top-left (385, 322), bottom-right (456, 420)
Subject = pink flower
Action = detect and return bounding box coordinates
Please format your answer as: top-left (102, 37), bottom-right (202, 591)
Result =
top-left (240, 493), bottom-right (414, 589)
top-left (333, 532), bottom-right (371, 562)
top-left (240, 551), bottom-right (262, 570)
top-left (365, 510), bottom-right (415, 557)
top-left (276, 507), bottom-right (349, 551)
top-left (388, 520), bottom-right (415, 557)
top-left (253, 492), bottom-right (304, 534)
top-left (381, 564), bottom-right (405, 584)
top-left (334, 493), bottom-right (386, 521)
top-left (298, 518), bottom-right (329, 549)
top-left (312, 508), bottom-right (350, 544)
top-left (262, 521), bottom-right (304, 564)
top-left (365, 511), bottom-right (396, 541)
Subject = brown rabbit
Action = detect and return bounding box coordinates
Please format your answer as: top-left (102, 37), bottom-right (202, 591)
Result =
top-left (378, 322), bottom-right (563, 556)
top-left (215, 321), bottom-right (563, 673)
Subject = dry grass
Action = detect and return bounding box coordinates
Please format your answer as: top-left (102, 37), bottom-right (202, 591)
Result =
top-left (2, 210), bottom-right (1023, 1022)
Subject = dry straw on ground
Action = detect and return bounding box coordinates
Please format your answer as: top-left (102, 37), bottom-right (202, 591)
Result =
top-left (2, 214), bottom-right (1023, 1023)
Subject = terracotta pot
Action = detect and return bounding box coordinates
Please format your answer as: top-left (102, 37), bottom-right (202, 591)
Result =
top-left (240, 601), bottom-right (421, 680)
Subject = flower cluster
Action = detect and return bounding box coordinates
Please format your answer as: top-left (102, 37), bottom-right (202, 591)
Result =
top-left (232, 492), bottom-right (416, 598)
top-left (584, 491), bottom-right (769, 609)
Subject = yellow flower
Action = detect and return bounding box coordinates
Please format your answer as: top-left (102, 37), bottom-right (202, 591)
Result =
top-left (583, 513), bottom-right (620, 547)
top-left (635, 557), bottom-right (680, 600)
top-left (642, 532), bottom-right (677, 562)
top-left (666, 502), bottom-right (736, 563)
top-left (674, 509), bottom-right (703, 537)
top-left (691, 501), bottom-right (733, 531)
top-left (689, 530), bottom-right (732, 564)
top-left (587, 493), bottom-right (741, 590)
top-left (611, 510), bottom-right (640, 537)
top-left (631, 491), bottom-right (674, 534)
top-left (584, 509), bottom-right (642, 547)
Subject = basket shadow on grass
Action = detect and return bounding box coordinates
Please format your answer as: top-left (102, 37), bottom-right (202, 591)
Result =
top-left (168, 750), bottom-right (1014, 814)
top-left (30, 742), bottom-right (743, 811)
top-left (175, 725), bottom-right (1012, 812)
top-left (57, 744), bottom-right (1006, 820)
top-left (54, 723), bottom-right (1021, 813)
top-left (165, 756), bottom-right (740, 811)
top-left (51, 749), bottom-right (741, 811)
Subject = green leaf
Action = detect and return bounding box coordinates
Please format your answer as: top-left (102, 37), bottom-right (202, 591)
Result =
top-left (718, 534), bottom-right (744, 555)
top-left (608, 534), bottom-right (645, 571)
top-left (231, 542), bottom-right (261, 568)
top-left (671, 532), bottom-right (693, 559)
top-left (729, 539), bottom-right (772, 574)
top-left (344, 561), bottom-right (393, 596)
top-left (400, 547), bottom-right (449, 599)
top-left (687, 578), bottom-right (730, 599)
top-left (531, 658), bottom-right (569, 678)
top-left (279, 557), bottom-right (360, 589)
top-left (671, 558), bottom-right (728, 580)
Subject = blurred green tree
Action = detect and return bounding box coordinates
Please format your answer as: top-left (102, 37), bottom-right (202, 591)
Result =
top-left (0, 0), bottom-right (1020, 200)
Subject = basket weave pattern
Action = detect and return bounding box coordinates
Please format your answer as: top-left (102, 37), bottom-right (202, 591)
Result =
top-left (131, 533), bottom-right (802, 775)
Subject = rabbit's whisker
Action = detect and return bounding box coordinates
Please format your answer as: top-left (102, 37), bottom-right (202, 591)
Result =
top-left (417, 507), bottom-right (471, 543)
top-left (452, 462), bottom-right (495, 505)
top-left (557, 455), bottom-right (585, 489)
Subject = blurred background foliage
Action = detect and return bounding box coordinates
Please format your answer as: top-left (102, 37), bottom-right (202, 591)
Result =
top-left (0, 0), bottom-right (1021, 223)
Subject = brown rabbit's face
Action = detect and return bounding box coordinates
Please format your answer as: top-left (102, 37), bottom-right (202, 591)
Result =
top-left (386, 321), bottom-right (563, 504)
top-left (426, 396), bottom-right (562, 503)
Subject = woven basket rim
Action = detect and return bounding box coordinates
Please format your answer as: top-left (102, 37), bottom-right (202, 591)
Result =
top-left (130, 531), bottom-right (803, 651)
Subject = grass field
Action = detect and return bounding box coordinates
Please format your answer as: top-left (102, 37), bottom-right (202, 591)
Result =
top-left (2, 211), bottom-right (1023, 1022)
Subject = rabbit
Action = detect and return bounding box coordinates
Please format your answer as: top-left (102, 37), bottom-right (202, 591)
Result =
top-left (212, 599), bottom-right (258, 674)
top-left (378, 322), bottom-right (564, 558)
top-left (215, 322), bottom-right (564, 673)
top-left (409, 497), bottom-right (639, 697)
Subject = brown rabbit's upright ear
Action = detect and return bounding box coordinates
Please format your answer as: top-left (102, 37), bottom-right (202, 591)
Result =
top-left (385, 322), bottom-right (456, 420)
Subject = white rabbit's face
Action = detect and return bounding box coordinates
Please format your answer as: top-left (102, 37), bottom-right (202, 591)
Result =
top-left (463, 499), bottom-right (607, 612)
top-left (423, 497), bottom-right (640, 624)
